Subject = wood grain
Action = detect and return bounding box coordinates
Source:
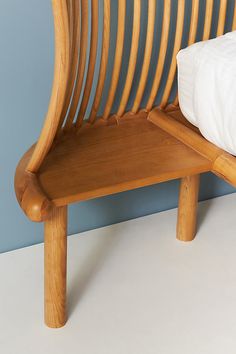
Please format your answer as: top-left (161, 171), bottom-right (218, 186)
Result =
top-left (76, 0), bottom-right (99, 129)
top-left (14, 0), bottom-right (236, 330)
top-left (160, 0), bottom-right (185, 109)
top-left (45, 206), bottom-right (67, 328)
top-left (57, 0), bottom-right (80, 132)
top-left (217, 0), bottom-right (227, 36)
top-left (35, 113), bottom-right (211, 206)
top-left (188, 0), bottom-right (199, 46)
top-left (146, 0), bottom-right (171, 111)
top-left (27, 0), bottom-right (70, 172)
top-left (64, 0), bottom-right (89, 130)
top-left (132, 0), bottom-right (156, 114)
top-left (232, 1), bottom-right (236, 30)
top-left (148, 108), bottom-right (236, 187)
top-left (117, 0), bottom-right (141, 118)
top-left (203, 0), bottom-right (213, 40)
top-left (177, 175), bottom-right (200, 242)
top-left (89, 0), bottom-right (111, 124)
top-left (103, 0), bottom-right (126, 120)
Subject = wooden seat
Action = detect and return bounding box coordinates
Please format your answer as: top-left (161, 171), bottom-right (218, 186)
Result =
top-left (36, 113), bottom-right (212, 206)
top-left (15, 0), bottom-right (236, 328)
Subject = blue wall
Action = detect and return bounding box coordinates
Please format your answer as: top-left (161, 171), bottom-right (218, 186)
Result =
top-left (0, 0), bottom-right (235, 253)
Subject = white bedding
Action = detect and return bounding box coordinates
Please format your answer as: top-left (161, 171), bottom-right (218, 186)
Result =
top-left (177, 31), bottom-right (236, 156)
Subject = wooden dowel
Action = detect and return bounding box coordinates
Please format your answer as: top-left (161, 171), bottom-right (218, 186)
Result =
top-left (232, 1), bottom-right (236, 30)
top-left (57, 0), bottom-right (81, 133)
top-left (64, 0), bottom-right (89, 131)
top-left (89, 0), bottom-right (111, 124)
top-left (188, 0), bottom-right (199, 46)
top-left (160, 0), bottom-right (185, 109)
top-left (76, 0), bottom-right (99, 129)
top-left (203, 0), bottom-right (213, 40)
top-left (177, 175), bottom-right (200, 242)
top-left (132, 0), bottom-right (156, 114)
top-left (103, 0), bottom-right (126, 120)
top-left (117, 0), bottom-right (141, 118)
top-left (217, 0), bottom-right (227, 36)
top-left (44, 206), bottom-right (67, 328)
top-left (146, 0), bottom-right (171, 111)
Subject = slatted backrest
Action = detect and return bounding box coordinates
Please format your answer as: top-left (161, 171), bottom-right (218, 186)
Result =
top-left (27, 0), bottom-right (236, 173)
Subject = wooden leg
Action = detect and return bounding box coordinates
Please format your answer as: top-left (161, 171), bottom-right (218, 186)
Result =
top-left (44, 206), bottom-right (67, 328)
top-left (177, 175), bottom-right (200, 242)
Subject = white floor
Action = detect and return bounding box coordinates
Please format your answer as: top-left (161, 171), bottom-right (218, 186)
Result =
top-left (1, 194), bottom-right (236, 354)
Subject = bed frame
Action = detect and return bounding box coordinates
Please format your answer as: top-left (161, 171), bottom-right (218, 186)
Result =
top-left (15, 0), bottom-right (236, 328)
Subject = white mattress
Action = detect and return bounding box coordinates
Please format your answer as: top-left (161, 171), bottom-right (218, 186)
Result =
top-left (177, 31), bottom-right (236, 156)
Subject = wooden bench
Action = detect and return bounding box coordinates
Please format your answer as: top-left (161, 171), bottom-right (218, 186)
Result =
top-left (15, 0), bottom-right (236, 328)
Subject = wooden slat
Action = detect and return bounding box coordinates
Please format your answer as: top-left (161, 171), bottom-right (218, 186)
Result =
top-left (173, 0), bottom-right (199, 106)
top-left (116, 0), bottom-right (141, 118)
top-left (188, 0), bottom-right (199, 45)
top-left (160, 0), bottom-right (185, 109)
top-left (132, 0), bottom-right (156, 114)
top-left (146, 0), bottom-right (171, 111)
top-left (232, 1), bottom-right (236, 30)
top-left (27, 0), bottom-right (70, 172)
top-left (103, 0), bottom-right (126, 120)
top-left (203, 0), bottom-right (213, 40)
top-left (75, 0), bottom-right (99, 130)
top-left (64, 0), bottom-right (89, 131)
top-left (89, 0), bottom-right (111, 124)
top-left (67, 0), bottom-right (73, 53)
top-left (217, 0), bottom-right (227, 36)
top-left (57, 0), bottom-right (81, 132)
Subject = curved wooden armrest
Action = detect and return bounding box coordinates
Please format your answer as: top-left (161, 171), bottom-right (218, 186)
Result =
top-left (148, 107), bottom-right (236, 188)
top-left (15, 146), bottom-right (53, 222)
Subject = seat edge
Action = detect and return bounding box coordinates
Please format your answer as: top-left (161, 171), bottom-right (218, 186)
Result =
top-left (15, 146), bottom-right (54, 222)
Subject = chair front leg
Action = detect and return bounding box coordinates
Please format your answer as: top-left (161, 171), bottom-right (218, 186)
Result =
top-left (44, 205), bottom-right (67, 328)
top-left (177, 175), bottom-right (200, 242)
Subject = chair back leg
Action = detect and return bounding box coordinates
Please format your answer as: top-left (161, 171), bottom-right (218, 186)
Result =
top-left (177, 175), bottom-right (200, 242)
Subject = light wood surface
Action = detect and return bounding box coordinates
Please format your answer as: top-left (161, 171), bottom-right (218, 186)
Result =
top-left (89, 0), bottom-right (111, 124)
top-left (160, 0), bottom-right (185, 109)
top-left (203, 0), bottom-right (213, 40)
top-left (44, 206), bottom-right (67, 328)
top-left (37, 114), bottom-right (210, 207)
top-left (58, 0), bottom-right (80, 133)
top-left (188, 0), bottom-right (199, 46)
top-left (64, 0), bottom-right (89, 131)
top-left (148, 108), bottom-right (236, 187)
top-left (76, 0), bottom-right (99, 129)
top-left (27, 0), bottom-right (70, 173)
top-left (117, 0), bottom-right (141, 118)
top-left (233, 1), bottom-right (236, 30)
top-left (15, 0), bottom-right (236, 328)
top-left (132, 0), bottom-right (156, 114)
top-left (177, 175), bottom-right (200, 242)
top-left (217, 0), bottom-right (227, 36)
top-left (146, 0), bottom-right (171, 111)
top-left (103, 0), bottom-right (126, 120)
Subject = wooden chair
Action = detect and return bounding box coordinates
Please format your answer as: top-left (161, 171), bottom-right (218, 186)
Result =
top-left (15, 0), bottom-right (236, 328)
